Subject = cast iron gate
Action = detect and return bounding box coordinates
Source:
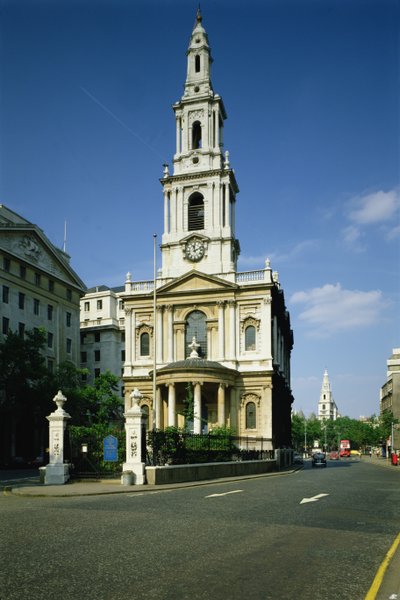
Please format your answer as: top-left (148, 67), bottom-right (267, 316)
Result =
top-left (65, 427), bottom-right (125, 480)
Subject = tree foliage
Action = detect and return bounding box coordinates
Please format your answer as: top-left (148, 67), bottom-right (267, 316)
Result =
top-left (292, 411), bottom-right (396, 451)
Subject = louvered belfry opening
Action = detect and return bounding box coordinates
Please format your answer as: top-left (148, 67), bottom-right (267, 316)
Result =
top-left (188, 193), bottom-right (204, 230)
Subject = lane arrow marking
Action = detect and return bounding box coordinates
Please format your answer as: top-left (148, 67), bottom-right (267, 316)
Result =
top-left (300, 493), bottom-right (329, 504)
top-left (206, 490), bottom-right (244, 498)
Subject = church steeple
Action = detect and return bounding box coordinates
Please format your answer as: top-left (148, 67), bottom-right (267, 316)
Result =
top-left (184, 7), bottom-right (213, 98)
top-left (160, 11), bottom-right (240, 280)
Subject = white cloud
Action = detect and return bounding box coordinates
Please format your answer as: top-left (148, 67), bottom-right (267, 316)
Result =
top-left (290, 283), bottom-right (387, 337)
top-left (347, 189), bottom-right (400, 225)
top-left (386, 224), bottom-right (400, 241)
top-left (238, 239), bottom-right (318, 269)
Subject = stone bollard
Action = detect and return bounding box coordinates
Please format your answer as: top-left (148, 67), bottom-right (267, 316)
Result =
top-left (44, 390), bottom-right (71, 485)
top-left (121, 388), bottom-right (146, 485)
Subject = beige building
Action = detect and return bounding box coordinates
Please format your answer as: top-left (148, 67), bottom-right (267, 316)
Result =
top-left (80, 285), bottom-right (125, 393)
top-left (0, 204), bottom-right (85, 368)
top-left (0, 204), bottom-right (86, 461)
top-left (122, 12), bottom-right (294, 448)
top-left (380, 348), bottom-right (400, 420)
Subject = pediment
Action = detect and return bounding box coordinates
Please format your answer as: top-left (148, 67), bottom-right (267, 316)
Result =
top-left (0, 225), bottom-right (86, 290)
top-left (158, 270), bottom-right (237, 295)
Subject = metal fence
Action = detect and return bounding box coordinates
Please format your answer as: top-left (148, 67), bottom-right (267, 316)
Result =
top-left (146, 431), bottom-right (274, 466)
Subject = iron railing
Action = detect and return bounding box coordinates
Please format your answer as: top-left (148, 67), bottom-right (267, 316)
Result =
top-left (146, 431), bottom-right (274, 466)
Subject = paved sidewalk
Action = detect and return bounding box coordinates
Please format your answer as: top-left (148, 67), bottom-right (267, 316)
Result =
top-left (1, 467), bottom-right (297, 497)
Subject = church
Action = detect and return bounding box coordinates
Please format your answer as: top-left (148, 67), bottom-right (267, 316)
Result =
top-left (122, 11), bottom-right (294, 449)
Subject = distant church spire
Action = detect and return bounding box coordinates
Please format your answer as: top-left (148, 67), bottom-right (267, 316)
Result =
top-left (318, 368), bottom-right (339, 421)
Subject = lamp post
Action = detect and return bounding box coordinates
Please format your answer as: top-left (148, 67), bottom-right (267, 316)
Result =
top-left (304, 419), bottom-right (307, 458)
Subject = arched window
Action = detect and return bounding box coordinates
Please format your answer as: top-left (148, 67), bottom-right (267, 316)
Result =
top-left (245, 325), bottom-right (256, 351)
top-left (188, 193), bottom-right (204, 230)
top-left (246, 402), bottom-right (256, 429)
top-left (185, 310), bottom-right (207, 358)
top-left (195, 55), bottom-right (201, 73)
top-left (192, 121), bottom-right (202, 149)
top-left (140, 332), bottom-right (150, 356)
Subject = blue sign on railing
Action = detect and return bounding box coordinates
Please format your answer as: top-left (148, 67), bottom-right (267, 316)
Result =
top-left (103, 435), bottom-right (118, 462)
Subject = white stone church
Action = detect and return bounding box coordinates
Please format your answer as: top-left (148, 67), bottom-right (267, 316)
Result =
top-left (119, 11), bottom-right (294, 449)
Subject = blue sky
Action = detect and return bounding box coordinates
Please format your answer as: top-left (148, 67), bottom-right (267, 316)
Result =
top-left (1, 0), bottom-right (399, 418)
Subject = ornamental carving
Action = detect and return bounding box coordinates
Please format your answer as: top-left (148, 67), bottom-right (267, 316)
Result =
top-left (19, 235), bottom-right (42, 261)
top-left (189, 109), bottom-right (204, 123)
top-left (136, 324), bottom-right (153, 339)
top-left (240, 393), bottom-right (261, 408)
top-left (241, 316), bottom-right (261, 332)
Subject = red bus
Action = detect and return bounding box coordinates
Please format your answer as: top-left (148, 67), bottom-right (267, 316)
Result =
top-left (340, 439), bottom-right (351, 457)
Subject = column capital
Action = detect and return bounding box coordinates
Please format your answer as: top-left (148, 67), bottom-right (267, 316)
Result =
top-left (216, 300), bottom-right (225, 308)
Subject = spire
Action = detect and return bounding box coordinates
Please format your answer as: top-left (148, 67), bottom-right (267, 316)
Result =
top-left (322, 368), bottom-right (331, 392)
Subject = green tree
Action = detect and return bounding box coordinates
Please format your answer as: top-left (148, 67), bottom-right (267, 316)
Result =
top-left (0, 328), bottom-right (49, 417)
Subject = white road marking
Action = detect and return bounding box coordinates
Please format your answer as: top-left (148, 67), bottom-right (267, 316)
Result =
top-left (300, 493), bottom-right (329, 504)
top-left (205, 490), bottom-right (244, 498)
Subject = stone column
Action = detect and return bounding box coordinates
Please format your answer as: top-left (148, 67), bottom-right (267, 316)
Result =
top-left (218, 383), bottom-right (226, 426)
top-left (230, 388), bottom-right (238, 432)
top-left (122, 388), bottom-right (146, 485)
top-left (167, 383), bottom-right (176, 427)
top-left (45, 390), bottom-right (71, 485)
top-left (217, 300), bottom-right (225, 361)
top-left (164, 191), bottom-right (169, 234)
top-left (156, 306), bottom-right (164, 364)
top-left (262, 297), bottom-right (272, 359)
top-left (167, 305), bottom-right (174, 362)
top-left (193, 382), bottom-right (202, 434)
top-left (228, 300), bottom-right (236, 360)
top-left (124, 308), bottom-right (132, 376)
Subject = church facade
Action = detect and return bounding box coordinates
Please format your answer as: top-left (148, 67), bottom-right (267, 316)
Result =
top-left (122, 12), bottom-right (294, 448)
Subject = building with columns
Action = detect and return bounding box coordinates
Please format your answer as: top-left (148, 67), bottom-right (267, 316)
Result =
top-left (380, 348), bottom-right (400, 421)
top-left (121, 11), bottom-right (294, 448)
top-left (317, 369), bottom-right (339, 421)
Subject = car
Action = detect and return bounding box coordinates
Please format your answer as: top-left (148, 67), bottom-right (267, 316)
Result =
top-left (329, 451), bottom-right (339, 460)
top-left (312, 452), bottom-right (327, 468)
top-left (350, 449), bottom-right (361, 457)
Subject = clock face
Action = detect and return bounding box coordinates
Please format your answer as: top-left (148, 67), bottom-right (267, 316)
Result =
top-left (186, 239), bottom-right (204, 262)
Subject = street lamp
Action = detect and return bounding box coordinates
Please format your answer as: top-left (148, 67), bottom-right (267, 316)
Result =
top-left (304, 419), bottom-right (307, 458)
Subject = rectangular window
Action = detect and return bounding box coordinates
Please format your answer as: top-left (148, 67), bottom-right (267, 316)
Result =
top-left (47, 304), bottom-right (53, 320)
top-left (47, 332), bottom-right (53, 348)
top-left (94, 368), bottom-right (101, 378)
top-left (84, 301), bottom-right (90, 311)
top-left (121, 350), bottom-right (125, 361)
top-left (94, 332), bottom-right (100, 343)
top-left (80, 333), bottom-right (86, 344)
top-left (66, 289), bottom-right (72, 301)
top-left (97, 300), bottom-right (103, 310)
top-left (2, 286), bottom-right (9, 303)
top-left (20, 265), bottom-right (26, 279)
top-left (35, 273), bottom-right (41, 286)
top-left (66, 338), bottom-right (72, 353)
top-left (48, 279), bottom-right (54, 292)
top-left (66, 312), bottom-right (71, 327)
top-left (18, 322), bottom-right (25, 337)
top-left (94, 350), bottom-right (101, 362)
top-left (47, 359), bottom-right (54, 373)
top-left (19, 292), bottom-right (25, 309)
top-left (2, 317), bottom-right (9, 335)
top-left (34, 298), bottom-right (40, 315)
top-left (81, 351), bottom-right (87, 363)
top-left (3, 257), bottom-right (10, 272)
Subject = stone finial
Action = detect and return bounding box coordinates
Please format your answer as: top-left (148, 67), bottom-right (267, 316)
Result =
top-left (224, 150), bottom-right (230, 169)
top-left (265, 258), bottom-right (271, 269)
top-left (53, 390), bottom-right (67, 412)
top-left (126, 271), bottom-right (132, 283)
top-left (189, 336), bottom-right (200, 358)
top-left (163, 163), bottom-right (169, 177)
top-left (272, 271), bottom-right (279, 283)
top-left (131, 388), bottom-right (143, 407)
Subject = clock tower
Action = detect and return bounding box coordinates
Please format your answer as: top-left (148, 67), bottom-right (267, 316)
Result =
top-left (160, 9), bottom-right (240, 280)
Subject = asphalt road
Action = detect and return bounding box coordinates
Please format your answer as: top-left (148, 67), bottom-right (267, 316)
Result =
top-left (1, 460), bottom-right (399, 600)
